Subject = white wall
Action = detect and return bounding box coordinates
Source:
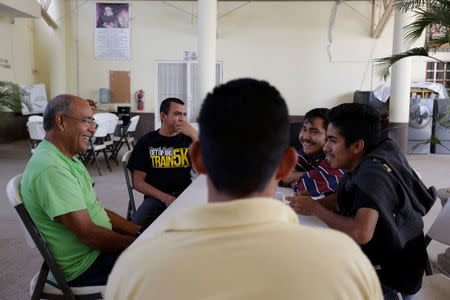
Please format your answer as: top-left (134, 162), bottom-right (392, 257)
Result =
top-left (33, 0), bottom-right (67, 99)
top-left (0, 16), bottom-right (35, 85)
top-left (69, 1), bottom-right (401, 115)
top-left (30, 1), bottom-right (450, 115)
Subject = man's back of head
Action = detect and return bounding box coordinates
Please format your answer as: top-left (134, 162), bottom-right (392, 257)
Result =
top-left (105, 80), bottom-right (383, 300)
top-left (197, 78), bottom-right (290, 197)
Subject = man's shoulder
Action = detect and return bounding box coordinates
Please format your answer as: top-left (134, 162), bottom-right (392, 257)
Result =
top-left (141, 130), bottom-right (160, 140)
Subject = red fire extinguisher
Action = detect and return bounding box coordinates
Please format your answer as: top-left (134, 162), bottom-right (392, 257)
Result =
top-left (137, 89), bottom-right (144, 110)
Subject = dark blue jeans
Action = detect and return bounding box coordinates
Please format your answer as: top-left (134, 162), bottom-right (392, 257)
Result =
top-left (132, 196), bottom-right (167, 230)
top-left (67, 251), bottom-right (121, 286)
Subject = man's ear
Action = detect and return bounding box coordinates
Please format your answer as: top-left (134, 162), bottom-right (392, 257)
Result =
top-left (189, 141), bottom-right (207, 174)
top-left (160, 112), bottom-right (167, 123)
top-left (55, 115), bottom-right (65, 131)
top-left (351, 139), bottom-right (365, 154)
top-left (275, 147), bottom-right (297, 180)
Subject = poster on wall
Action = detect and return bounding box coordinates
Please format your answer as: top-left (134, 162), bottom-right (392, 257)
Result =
top-left (20, 83), bottom-right (48, 115)
top-left (95, 3), bottom-right (130, 60)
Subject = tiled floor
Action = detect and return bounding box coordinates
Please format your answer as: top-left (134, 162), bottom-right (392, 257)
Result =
top-left (0, 140), bottom-right (449, 299)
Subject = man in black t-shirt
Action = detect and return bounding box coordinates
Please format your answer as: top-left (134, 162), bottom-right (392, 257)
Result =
top-left (288, 104), bottom-right (435, 299)
top-left (127, 98), bottom-right (198, 229)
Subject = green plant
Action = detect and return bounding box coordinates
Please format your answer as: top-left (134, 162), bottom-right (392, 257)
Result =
top-left (0, 81), bottom-right (22, 114)
top-left (374, 0), bottom-right (450, 153)
top-left (374, 0), bottom-right (450, 80)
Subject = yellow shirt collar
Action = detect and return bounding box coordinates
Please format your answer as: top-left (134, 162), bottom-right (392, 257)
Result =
top-left (162, 197), bottom-right (299, 232)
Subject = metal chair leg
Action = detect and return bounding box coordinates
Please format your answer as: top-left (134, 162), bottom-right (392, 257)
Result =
top-left (90, 140), bottom-right (102, 176)
top-left (103, 149), bottom-right (112, 172)
top-left (32, 262), bottom-right (49, 300)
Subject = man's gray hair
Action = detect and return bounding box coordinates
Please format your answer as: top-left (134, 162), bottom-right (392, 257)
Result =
top-left (43, 94), bottom-right (74, 131)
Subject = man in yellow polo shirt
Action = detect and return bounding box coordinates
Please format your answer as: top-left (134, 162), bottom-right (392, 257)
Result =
top-left (105, 79), bottom-right (382, 299)
top-left (20, 94), bottom-right (141, 286)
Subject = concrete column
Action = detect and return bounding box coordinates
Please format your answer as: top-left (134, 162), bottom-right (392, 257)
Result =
top-left (389, 9), bottom-right (413, 153)
top-left (196, 0), bottom-right (217, 120)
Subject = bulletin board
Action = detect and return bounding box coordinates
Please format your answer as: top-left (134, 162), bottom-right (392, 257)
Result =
top-left (109, 70), bottom-right (130, 103)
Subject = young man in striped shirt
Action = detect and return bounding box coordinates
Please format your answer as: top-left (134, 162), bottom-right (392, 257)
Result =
top-left (281, 108), bottom-right (344, 197)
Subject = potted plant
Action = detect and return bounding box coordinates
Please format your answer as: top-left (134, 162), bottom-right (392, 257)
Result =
top-left (0, 81), bottom-right (22, 116)
top-left (86, 99), bottom-right (97, 113)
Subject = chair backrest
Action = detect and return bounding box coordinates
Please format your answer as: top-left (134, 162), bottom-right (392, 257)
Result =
top-left (94, 113), bottom-right (119, 135)
top-left (6, 175), bottom-right (75, 298)
top-left (427, 200), bottom-right (450, 245)
top-left (127, 115), bottom-right (140, 133)
top-left (27, 121), bottom-right (45, 140)
top-left (122, 150), bottom-right (134, 188)
top-left (93, 119), bottom-right (109, 138)
top-left (6, 174), bottom-right (35, 249)
top-left (122, 150), bottom-right (136, 221)
top-left (28, 115), bottom-right (43, 122)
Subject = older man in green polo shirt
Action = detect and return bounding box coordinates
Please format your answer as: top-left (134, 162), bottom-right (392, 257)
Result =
top-left (20, 94), bottom-right (141, 286)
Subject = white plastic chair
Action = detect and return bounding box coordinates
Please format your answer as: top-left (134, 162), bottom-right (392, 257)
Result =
top-left (123, 115), bottom-right (140, 149)
top-left (112, 115), bottom-right (140, 160)
top-left (6, 175), bottom-right (104, 299)
top-left (94, 113), bottom-right (120, 165)
top-left (28, 115), bottom-right (43, 122)
top-left (82, 119), bottom-right (112, 176)
top-left (26, 120), bottom-right (45, 154)
top-left (427, 200), bottom-right (450, 246)
top-left (417, 201), bottom-right (450, 298)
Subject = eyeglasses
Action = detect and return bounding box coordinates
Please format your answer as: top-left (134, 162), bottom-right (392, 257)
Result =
top-left (62, 115), bottom-right (97, 128)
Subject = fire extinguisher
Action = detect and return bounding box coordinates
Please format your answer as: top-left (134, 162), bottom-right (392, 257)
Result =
top-left (136, 89), bottom-right (144, 110)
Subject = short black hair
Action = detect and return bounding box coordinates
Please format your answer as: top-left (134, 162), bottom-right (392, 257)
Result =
top-left (160, 97), bottom-right (185, 115)
top-left (304, 108), bottom-right (329, 130)
top-left (198, 78), bottom-right (290, 197)
top-left (43, 94), bottom-right (73, 131)
top-left (328, 103), bottom-right (380, 152)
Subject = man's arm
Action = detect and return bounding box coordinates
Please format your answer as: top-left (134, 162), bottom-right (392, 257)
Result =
top-left (317, 193), bottom-right (338, 211)
top-left (133, 170), bottom-right (176, 206)
top-left (57, 210), bottom-right (136, 252)
top-left (287, 195), bottom-right (378, 245)
top-left (175, 122), bottom-right (199, 142)
top-left (105, 209), bottom-right (141, 236)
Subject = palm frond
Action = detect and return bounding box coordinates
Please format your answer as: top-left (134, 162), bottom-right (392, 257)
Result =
top-left (404, 7), bottom-right (450, 44)
top-left (410, 136), bottom-right (450, 153)
top-left (374, 47), bottom-right (435, 81)
top-left (395, 0), bottom-right (450, 12)
top-left (436, 105), bottom-right (450, 128)
top-left (0, 81), bottom-right (22, 113)
top-left (394, 0), bottom-right (431, 12)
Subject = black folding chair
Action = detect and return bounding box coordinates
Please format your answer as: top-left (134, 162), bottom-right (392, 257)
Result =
top-left (6, 175), bottom-right (104, 300)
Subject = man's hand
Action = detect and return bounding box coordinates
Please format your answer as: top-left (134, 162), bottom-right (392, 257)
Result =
top-left (163, 194), bottom-right (176, 207)
top-left (106, 210), bottom-right (141, 236)
top-left (286, 192), bottom-right (318, 216)
top-left (133, 170), bottom-right (178, 206)
top-left (175, 122), bottom-right (198, 141)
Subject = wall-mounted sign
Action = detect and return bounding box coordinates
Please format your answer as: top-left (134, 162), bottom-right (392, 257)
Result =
top-left (20, 83), bottom-right (48, 115)
top-left (95, 3), bottom-right (131, 60)
top-left (183, 50), bottom-right (198, 62)
top-left (0, 58), bottom-right (11, 69)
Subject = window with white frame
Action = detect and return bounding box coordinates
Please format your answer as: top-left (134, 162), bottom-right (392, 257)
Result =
top-left (155, 61), bottom-right (223, 129)
top-left (426, 61), bottom-right (450, 94)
